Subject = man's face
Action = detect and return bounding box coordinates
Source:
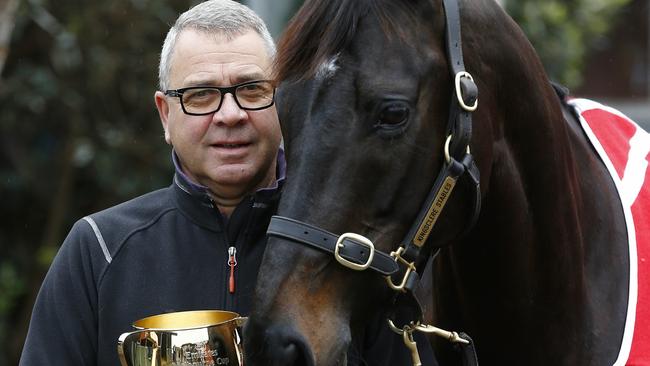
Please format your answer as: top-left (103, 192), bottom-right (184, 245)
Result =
top-left (155, 29), bottom-right (281, 199)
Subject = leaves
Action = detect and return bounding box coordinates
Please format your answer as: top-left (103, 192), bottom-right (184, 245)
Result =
top-left (506, 0), bottom-right (632, 88)
top-left (0, 0), bottom-right (189, 363)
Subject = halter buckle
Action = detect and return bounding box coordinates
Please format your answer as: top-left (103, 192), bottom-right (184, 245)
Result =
top-left (454, 71), bottom-right (478, 112)
top-left (334, 233), bottom-right (375, 271)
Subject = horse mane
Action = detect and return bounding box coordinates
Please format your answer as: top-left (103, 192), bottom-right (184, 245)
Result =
top-left (274, 0), bottom-right (419, 82)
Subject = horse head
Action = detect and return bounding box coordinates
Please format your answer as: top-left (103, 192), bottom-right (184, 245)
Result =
top-left (243, 0), bottom-right (625, 365)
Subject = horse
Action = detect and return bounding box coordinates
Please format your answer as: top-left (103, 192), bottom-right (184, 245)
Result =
top-left (243, 0), bottom-right (650, 365)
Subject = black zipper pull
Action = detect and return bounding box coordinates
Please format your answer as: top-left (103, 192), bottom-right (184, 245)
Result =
top-left (228, 246), bottom-right (237, 294)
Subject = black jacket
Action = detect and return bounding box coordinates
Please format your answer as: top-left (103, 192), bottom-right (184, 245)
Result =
top-left (20, 167), bottom-right (282, 365)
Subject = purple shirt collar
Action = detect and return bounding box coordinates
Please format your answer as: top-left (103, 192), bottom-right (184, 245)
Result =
top-left (172, 148), bottom-right (286, 197)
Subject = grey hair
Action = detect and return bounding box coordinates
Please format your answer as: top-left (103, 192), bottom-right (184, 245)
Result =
top-left (158, 0), bottom-right (276, 90)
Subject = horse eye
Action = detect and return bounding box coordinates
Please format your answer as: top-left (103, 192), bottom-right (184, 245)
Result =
top-left (376, 102), bottom-right (410, 129)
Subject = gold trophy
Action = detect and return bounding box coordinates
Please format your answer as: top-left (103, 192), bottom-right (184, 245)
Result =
top-left (117, 310), bottom-right (246, 366)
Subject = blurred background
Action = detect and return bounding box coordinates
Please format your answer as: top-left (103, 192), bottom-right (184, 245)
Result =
top-left (0, 0), bottom-right (648, 364)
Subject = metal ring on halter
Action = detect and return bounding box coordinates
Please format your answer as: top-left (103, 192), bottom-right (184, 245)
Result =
top-left (385, 247), bottom-right (417, 292)
top-left (444, 135), bottom-right (471, 164)
top-left (454, 71), bottom-right (478, 112)
top-left (387, 320), bottom-right (422, 366)
top-left (387, 319), bottom-right (406, 334)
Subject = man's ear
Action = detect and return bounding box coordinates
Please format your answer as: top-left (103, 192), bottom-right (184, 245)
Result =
top-left (154, 91), bottom-right (172, 144)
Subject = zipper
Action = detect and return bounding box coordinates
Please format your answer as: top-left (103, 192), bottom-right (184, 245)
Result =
top-left (228, 246), bottom-right (237, 294)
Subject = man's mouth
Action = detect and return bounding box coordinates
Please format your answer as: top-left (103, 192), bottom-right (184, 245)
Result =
top-left (214, 142), bottom-right (251, 148)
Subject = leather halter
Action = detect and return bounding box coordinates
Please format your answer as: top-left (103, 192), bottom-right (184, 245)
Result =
top-left (267, 0), bottom-right (480, 364)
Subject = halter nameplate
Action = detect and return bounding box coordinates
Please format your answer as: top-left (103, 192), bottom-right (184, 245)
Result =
top-left (413, 176), bottom-right (457, 246)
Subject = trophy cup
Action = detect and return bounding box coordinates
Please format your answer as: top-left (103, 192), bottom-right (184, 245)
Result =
top-left (117, 310), bottom-right (246, 366)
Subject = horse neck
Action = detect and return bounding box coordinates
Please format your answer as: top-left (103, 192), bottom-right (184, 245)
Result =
top-left (433, 32), bottom-right (590, 351)
top-left (464, 8), bottom-right (585, 251)
top-left (440, 2), bottom-right (596, 298)
top-left (431, 4), bottom-right (630, 363)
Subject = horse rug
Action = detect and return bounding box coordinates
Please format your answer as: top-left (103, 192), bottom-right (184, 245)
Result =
top-left (568, 98), bottom-right (650, 365)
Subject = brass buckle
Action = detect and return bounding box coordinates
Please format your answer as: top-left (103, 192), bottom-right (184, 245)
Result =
top-left (454, 71), bottom-right (478, 112)
top-left (385, 247), bottom-right (417, 291)
top-left (334, 233), bottom-right (375, 271)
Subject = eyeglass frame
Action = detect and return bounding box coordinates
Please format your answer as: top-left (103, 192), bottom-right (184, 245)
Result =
top-left (163, 79), bottom-right (276, 116)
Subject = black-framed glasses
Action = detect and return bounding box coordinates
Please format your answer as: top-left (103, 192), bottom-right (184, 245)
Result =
top-left (164, 79), bottom-right (276, 116)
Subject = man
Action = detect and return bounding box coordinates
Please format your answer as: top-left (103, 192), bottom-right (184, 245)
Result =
top-left (20, 1), bottom-right (283, 365)
top-left (20, 1), bottom-right (435, 365)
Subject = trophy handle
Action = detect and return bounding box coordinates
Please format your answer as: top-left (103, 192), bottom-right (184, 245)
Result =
top-left (118, 331), bottom-right (136, 366)
top-left (117, 330), bottom-right (160, 366)
top-left (234, 317), bottom-right (248, 329)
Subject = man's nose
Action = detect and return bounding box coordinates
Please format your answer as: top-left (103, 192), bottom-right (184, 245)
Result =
top-left (214, 93), bottom-right (246, 125)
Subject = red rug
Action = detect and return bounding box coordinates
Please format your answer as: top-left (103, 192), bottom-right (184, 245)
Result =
top-left (568, 98), bottom-right (650, 365)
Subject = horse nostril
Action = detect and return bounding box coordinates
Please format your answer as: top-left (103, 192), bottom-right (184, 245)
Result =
top-left (244, 320), bottom-right (315, 366)
top-left (277, 341), bottom-right (301, 364)
top-left (270, 325), bottom-right (314, 366)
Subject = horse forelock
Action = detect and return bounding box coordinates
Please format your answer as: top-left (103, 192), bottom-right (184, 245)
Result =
top-left (274, 0), bottom-right (421, 83)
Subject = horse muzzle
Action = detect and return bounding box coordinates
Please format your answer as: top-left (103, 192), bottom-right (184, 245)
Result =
top-left (243, 317), bottom-right (317, 366)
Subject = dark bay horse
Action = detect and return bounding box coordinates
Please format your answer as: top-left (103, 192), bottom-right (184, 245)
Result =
top-left (244, 0), bottom-right (647, 364)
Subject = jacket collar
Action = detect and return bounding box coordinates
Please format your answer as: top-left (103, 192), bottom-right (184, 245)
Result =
top-left (171, 149), bottom-right (285, 232)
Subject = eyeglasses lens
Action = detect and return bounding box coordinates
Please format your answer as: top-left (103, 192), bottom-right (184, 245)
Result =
top-left (180, 81), bottom-right (274, 115)
top-left (182, 89), bottom-right (222, 114)
top-left (235, 82), bottom-right (274, 109)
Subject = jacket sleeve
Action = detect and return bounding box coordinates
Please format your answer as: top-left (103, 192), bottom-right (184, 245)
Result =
top-left (19, 219), bottom-right (105, 366)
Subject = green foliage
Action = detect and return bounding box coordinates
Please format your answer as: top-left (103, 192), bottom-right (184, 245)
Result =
top-left (506, 0), bottom-right (632, 88)
top-left (0, 262), bottom-right (25, 363)
top-left (1, 0), bottom-right (193, 363)
top-left (0, 262), bottom-right (25, 315)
